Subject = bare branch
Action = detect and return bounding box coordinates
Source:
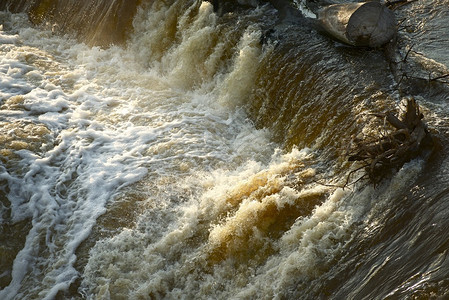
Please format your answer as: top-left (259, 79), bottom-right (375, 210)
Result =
top-left (346, 98), bottom-right (434, 184)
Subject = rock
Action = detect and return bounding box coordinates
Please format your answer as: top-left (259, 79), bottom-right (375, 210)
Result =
top-left (317, 2), bottom-right (397, 47)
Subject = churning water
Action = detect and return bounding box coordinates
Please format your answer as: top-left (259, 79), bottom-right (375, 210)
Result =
top-left (1, 0), bottom-right (449, 299)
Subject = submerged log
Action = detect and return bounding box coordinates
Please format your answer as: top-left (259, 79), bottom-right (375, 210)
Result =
top-left (317, 2), bottom-right (397, 47)
top-left (348, 98), bottom-right (434, 183)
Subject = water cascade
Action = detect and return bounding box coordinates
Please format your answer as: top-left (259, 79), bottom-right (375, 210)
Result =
top-left (1, 0), bottom-right (449, 298)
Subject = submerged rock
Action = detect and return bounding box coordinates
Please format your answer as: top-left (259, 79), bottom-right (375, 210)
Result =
top-left (317, 1), bottom-right (397, 47)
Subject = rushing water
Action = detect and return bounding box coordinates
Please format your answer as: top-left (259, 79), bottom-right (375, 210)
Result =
top-left (1, 0), bottom-right (449, 299)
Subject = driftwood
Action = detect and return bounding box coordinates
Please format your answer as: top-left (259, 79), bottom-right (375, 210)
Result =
top-left (347, 98), bottom-right (434, 184)
top-left (317, 2), bottom-right (397, 47)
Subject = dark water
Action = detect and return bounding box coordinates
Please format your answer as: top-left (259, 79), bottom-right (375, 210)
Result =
top-left (1, 0), bottom-right (449, 299)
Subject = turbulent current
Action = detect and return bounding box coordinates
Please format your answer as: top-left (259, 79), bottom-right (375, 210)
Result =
top-left (1, 0), bottom-right (449, 299)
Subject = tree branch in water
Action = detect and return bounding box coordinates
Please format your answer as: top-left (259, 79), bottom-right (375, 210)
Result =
top-left (346, 98), bottom-right (435, 184)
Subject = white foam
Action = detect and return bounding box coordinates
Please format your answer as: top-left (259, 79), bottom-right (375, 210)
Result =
top-left (0, 3), bottom-right (276, 297)
top-left (0, 31), bottom-right (18, 44)
top-left (293, 0), bottom-right (317, 19)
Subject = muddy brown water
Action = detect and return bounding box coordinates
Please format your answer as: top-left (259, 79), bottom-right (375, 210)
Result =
top-left (1, 0), bottom-right (449, 298)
